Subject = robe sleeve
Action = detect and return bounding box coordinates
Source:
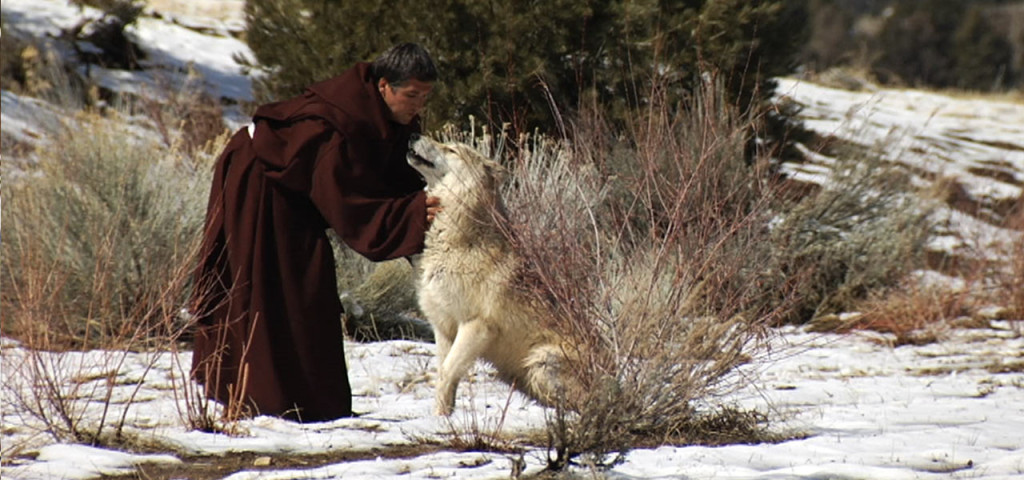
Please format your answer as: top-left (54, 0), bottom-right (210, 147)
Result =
top-left (308, 128), bottom-right (428, 262)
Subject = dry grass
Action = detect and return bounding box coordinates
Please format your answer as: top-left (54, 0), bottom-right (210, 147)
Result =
top-left (837, 191), bottom-right (1023, 342)
top-left (435, 384), bottom-right (526, 455)
top-left (145, 0), bottom-right (245, 24)
top-left (844, 287), bottom-right (973, 346)
top-left (920, 85), bottom-right (1024, 105)
top-left (800, 66), bottom-right (881, 92)
top-left (1001, 195), bottom-right (1024, 319)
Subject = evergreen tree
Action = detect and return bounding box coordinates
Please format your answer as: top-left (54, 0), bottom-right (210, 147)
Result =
top-left (239, 0), bottom-right (807, 137)
top-left (238, 0), bottom-right (412, 103)
top-left (953, 6), bottom-right (1014, 90)
top-left (801, 0), bottom-right (857, 72)
top-left (871, 0), bottom-right (964, 87)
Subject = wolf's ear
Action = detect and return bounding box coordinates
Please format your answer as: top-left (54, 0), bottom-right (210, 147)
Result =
top-left (484, 160), bottom-right (509, 185)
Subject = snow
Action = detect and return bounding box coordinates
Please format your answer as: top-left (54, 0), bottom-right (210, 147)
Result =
top-left (776, 77), bottom-right (1024, 264)
top-left (1, 90), bottom-right (63, 148)
top-left (13, 444), bottom-right (181, 480)
top-left (775, 78), bottom-right (1024, 207)
top-left (3, 1), bottom-right (1024, 478)
top-left (2, 0), bottom-right (253, 128)
top-left (3, 327), bottom-right (1023, 479)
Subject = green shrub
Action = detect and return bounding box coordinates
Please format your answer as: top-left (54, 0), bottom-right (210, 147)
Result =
top-left (868, 0), bottom-right (1016, 90)
top-left (768, 139), bottom-right (936, 324)
top-left (953, 6), bottom-right (1015, 90)
top-left (239, 0), bottom-right (807, 138)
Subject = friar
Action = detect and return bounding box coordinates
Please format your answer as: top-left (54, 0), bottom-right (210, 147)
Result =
top-left (190, 43), bottom-right (441, 422)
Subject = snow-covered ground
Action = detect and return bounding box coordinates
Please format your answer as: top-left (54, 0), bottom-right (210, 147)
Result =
top-left (1, 0), bottom-right (253, 133)
top-left (775, 77), bottom-right (1024, 266)
top-left (3, 325), bottom-right (1023, 479)
top-left (3, 1), bottom-right (1023, 478)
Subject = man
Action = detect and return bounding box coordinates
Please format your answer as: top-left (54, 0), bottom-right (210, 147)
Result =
top-left (191, 43), bottom-right (440, 422)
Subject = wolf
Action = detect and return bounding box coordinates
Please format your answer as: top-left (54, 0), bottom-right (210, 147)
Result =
top-left (407, 134), bottom-right (572, 416)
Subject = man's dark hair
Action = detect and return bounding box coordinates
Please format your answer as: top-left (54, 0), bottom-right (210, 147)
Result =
top-left (370, 43), bottom-right (438, 86)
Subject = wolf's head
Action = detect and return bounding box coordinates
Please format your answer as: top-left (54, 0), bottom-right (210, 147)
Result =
top-left (407, 135), bottom-right (504, 194)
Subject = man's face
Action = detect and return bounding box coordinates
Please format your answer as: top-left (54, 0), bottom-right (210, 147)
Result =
top-left (379, 78), bottom-right (433, 125)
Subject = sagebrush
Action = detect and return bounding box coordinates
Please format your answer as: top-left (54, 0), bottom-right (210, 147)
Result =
top-left (1, 110), bottom-right (217, 349)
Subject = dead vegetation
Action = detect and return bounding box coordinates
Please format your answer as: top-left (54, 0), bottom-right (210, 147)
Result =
top-left (440, 78), bottom-right (802, 469)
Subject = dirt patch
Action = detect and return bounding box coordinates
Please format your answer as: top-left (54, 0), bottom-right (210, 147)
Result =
top-left (115, 444), bottom-right (446, 480)
top-left (986, 359), bottom-right (1024, 374)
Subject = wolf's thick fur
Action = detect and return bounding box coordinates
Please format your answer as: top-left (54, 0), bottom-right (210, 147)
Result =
top-left (408, 135), bottom-right (570, 415)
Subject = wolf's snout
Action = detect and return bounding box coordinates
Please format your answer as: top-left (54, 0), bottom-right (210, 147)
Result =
top-left (407, 135), bottom-right (435, 169)
top-left (409, 152), bottom-right (433, 168)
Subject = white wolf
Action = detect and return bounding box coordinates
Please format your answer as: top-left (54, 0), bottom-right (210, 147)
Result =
top-left (407, 135), bottom-right (572, 416)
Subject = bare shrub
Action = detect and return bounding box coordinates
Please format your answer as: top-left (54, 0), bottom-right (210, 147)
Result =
top-left (439, 81), bottom-right (791, 468)
top-left (3, 337), bottom-right (167, 447)
top-left (138, 69), bottom-right (228, 155)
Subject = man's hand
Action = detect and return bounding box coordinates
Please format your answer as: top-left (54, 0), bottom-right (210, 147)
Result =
top-left (426, 196), bottom-right (443, 225)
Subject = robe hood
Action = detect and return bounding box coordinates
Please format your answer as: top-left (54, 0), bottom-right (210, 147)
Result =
top-left (306, 62), bottom-right (393, 140)
top-left (252, 62), bottom-right (420, 144)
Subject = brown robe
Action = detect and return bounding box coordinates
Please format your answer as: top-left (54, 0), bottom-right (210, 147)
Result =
top-left (190, 63), bottom-right (427, 422)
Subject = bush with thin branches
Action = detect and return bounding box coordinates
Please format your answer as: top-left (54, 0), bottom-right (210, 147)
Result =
top-left (434, 80), bottom-right (794, 469)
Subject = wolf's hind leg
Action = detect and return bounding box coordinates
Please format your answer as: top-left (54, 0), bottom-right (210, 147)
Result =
top-left (435, 320), bottom-right (493, 415)
top-left (524, 344), bottom-right (567, 407)
top-left (434, 329), bottom-right (453, 366)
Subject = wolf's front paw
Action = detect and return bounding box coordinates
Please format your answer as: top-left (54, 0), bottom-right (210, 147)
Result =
top-left (434, 393), bottom-right (454, 415)
top-left (434, 396), bottom-right (454, 416)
